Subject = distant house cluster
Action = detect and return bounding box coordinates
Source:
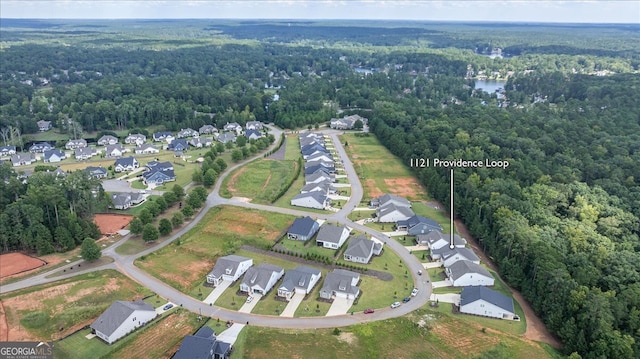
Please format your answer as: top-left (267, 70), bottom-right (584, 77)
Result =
top-left (290, 132), bottom-right (336, 210)
top-left (329, 114), bottom-right (367, 130)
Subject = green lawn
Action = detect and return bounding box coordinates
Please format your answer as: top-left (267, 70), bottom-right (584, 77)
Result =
top-left (293, 280), bottom-right (332, 317)
top-left (221, 159), bottom-right (298, 204)
top-left (411, 201), bottom-right (453, 233)
top-left (0, 270), bottom-right (152, 340)
top-left (284, 134), bottom-right (302, 161)
top-left (135, 206), bottom-right (295, 296)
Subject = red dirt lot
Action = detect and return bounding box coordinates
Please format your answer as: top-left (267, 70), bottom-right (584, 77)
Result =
top-left (0, 253), bottom-right (47, 278)
top-left (94, 213), bottom-right (134, 235)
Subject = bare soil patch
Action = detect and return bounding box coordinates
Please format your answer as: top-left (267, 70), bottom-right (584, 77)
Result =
top-left (261, 173), bottom-right (273, 191)
top-left (364, 179), bottom-right (383, 198)
top-left (337, 332), bottom-right (357, 345)
top-left (154, 259), bottom-right (213, 290)
top-left (227, 166), bottom-right (247, 193)
top-left (431, 319), bottom-right (500, 355)
top-left (94, 213), bottom-right (133, 235)
top-left (383, 178), bottom-right (425, 199)
top-left (0, 301), bottom-right (8, 341)
top-left (0, 253), bottom-right (47, 278)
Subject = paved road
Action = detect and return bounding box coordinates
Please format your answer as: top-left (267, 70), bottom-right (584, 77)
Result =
top-left (1, 126), bottom-right (433, 329)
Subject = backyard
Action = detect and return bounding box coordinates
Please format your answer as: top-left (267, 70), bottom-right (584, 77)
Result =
top-left (220, 158), bottom-right (299, 204)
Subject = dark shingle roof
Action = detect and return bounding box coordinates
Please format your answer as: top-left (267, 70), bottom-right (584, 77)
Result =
top-left (90, 301), bottom-right (154, 337)
top-left (447, 260), bottom-right (492, 281)
top-left (287, 216), bottom-right (319, 237)
top-left (316, 223), bottom-right (349, 244)
top-left (344, 235), bottom-right (374, 259)
top-left (460, 286), bottom-right (514, 313)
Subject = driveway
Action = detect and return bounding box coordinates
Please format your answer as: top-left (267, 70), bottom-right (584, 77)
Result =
top-left (431, 280), bottom-right (453, 288)
top-left (430, 293), bottom-right (460, 305)
top-left (238, 293), bottom-right (262, 313)
top-left (216, 323), bottom-right (246, 346)
top-left (325, 296), bottom-right (355, 316)
top-left (203, 280), bottom-right (232, 305)
top-left (280, 292), bottom-right (305, 317)
top-left (383, 230), bottom-right (408, 237)
top-left (423, 262), bottom-right (442, 269)
top-left (102, 179), bottom-right (134, 193)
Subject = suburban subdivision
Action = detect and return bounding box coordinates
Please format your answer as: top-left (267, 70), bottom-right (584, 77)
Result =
top-left (1, 14), bottom-right (638, 359)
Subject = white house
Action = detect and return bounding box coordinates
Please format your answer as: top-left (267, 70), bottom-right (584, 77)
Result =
top-left (105, 144), bottom-right (126, 158)
top-left (290, 192), bottom-right (329, 210)
top-left (98, 135), bottom-right (119, 146)
top-left (125, 134), bottom-right (146, 146)
top-left (177, 128), bottom-right (199, 138)
top-left (343, 235), bottom-right (384, 264)
top-left (376, 203), bottom-right (415, 223)
top-left (370, 193), bottom-right (411, 208)
top-left (190, 137), bottom-right (213, 148)
top-left (75, 147), bottom-right (97, 160)
top-left (65, 139), bottom-right (87, 150)
top-left (286, 216), bottom-right (320, 241)
top-left (11, 153), bottom-right (36, 166)
top-left (90, 301), bottom-right (157, 345)
top-left (319, 269), bottom-right (360, 300)
top-left (206, 255), bottom-right (253, 286)
top-left (277, 266), bottom-right (322, 300)
top-left (245, 121), bottom-right (263, 130)
top-left (114, 157), bottom-right (139, 173)
top-left (43, 149), bottom-right (66, 163)
top-left (37, 120), bottom-right (52, 132)
top-left (315, 223), bottom-right (350, 249)
top-left (416, 231), bottom-right (466, 249)
top-left (0, 145), bottom-right (16, 157)
top-left (442, 248), bottom-right (480, 268)
top-left (460, 286), bottom-right (516, 320)
top-left (198, 124), bottom-right (217, 135)
top-left (446, 260), bottom-right (494, 287)
top-left (239, 263), bottom-right (284, 295)
top-left (134, 144), bottom-right (159, 155)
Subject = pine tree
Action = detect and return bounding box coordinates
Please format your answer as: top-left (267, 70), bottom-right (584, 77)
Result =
top-left (80, 238), bottom-right (101, 261)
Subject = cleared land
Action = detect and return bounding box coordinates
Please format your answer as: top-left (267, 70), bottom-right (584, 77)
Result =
top-left (235, 308), bottom-right (556, 359)
top-left (0, 270), bottom-right (152, 341)
top-left (341, 133), bottom-right (428, 201)
top-left (135, 206), bottom-right (295, 298)
top-left (221, 159), bottom-right (299, 204)
top-left (0, 253), bottom-right (47, 278)
top-left (94, 213), bottom-right (134, 234)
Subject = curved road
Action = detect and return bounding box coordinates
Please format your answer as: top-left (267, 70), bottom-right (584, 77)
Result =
top-left (1, 127), bottom-right (433, 329)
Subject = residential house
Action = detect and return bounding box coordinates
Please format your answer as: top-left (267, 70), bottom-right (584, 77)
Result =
top-left (431, 246), bottom-right (478, 263)
top-left (65, 139), bottom-right (87, 150)
top-left (28, 142), bottom-right (53, 153)
top-left (239, 263), bottom-right (285, 295)
top-left (306, 152), bottom-right (334, 163)
top-left (290, 192), bottom-right (329, 210)
top-left (43, 149), bottom-right (66, 163)
top-left (37, 120), bottom-right (52, 132)
top-left (0, 145), bottom-right (16, 157)
top-left (319, 269), bottom-right (360, 300)
top-left (245, 121), bottom-right (263, 130)
top-left (90, 300), bottom-right (157, 345)
top-left (299, 137), bottom-right (325, 148)
top-left (206, 255), bottom-right (253, 286)
top-left (114, 157), bottom-right (139, 173)
top-left (199, 124), bottom-right (218, 135)
top-left (301, 144), bottom-right (329, 159)
top-left (145, 161), bottom-right (173, 171)
top-left (86, 166), bottom-right (108, 179)
top-left (300, 181), bottom-right (334, 195)
top-left (223, 122), bottom-right (242, 134)
top-left (97, 135), bottom-right (119, 146)
top-left (168, 139), bottom-right (189, 151)
top-left (343, 235), bottom-right (384, 264)
top-left (286, 216), bottom-right (320, 241)
top-left (460, 286), bottom-right (516, 320)
top-left (304, 164), bottom-right (335, 176)
top-left (142, 167), bottom-right (176, 186)
top-left (217, 133), bottom-right (236, 144)
top-left (446, 260), bottom-right (494, 287)
top-left (190, 137), bottom-right (213, 148)
top-left (110, 192), bottom-right (145, 210)
top-left (329, 115), bottom-right (367, 130)
top-left (173, 326), bottom-right (231, 359)
top-left (152, 131), bottom-right (174, 142)
top-left (396, 215), bottom-right (442, 235)
top-left (305, 171), bottom-right (334, 184)
top-left (125, 134), bottom-right (146, 146)
top-left (417, 231), bottom-right (467, 249)
top-left (315, 223), bottom-right (350, 249)
top-left (11, 153), bottom-right (36, 166)
top-left (376, 203), bottom-right (415, 223)
top-left (177, 128), bottom-right (199, 139)
top-left (244, 129), bottom-right (262, 141)
top-left (105, 144), bottom-right (126, 158)
top-left (370, 193), bottom-right (411, 208)
top-left (134, 144), bottom-right (159, 155)
top-left (442, 248), bottom-right (481, 268)
top-left (75, 147), bottom-right (97, 160)
top-left (277, 266), bottom-right (322, 300)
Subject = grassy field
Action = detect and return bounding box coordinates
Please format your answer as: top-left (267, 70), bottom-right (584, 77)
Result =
top-left (0, 270), bottom-right (152, 341)
top-left (135, 206), bottom-right (296, 297)
top-left (341, 133), bottom-right (429, 202)
top-left (54, 309), bottom-right (202, 359)
top-left (233, 307), bottom-right (555, 359)
top-left (221, 159), bottom-right (298, 204)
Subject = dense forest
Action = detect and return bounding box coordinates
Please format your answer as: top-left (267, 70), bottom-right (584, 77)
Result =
top-left (1, 20), bottom-right (639, 357)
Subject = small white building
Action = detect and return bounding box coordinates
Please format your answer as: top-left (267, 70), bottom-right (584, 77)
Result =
top-left (376, 203), bottom-right (415, 223)
top-left (277, 266), bottom-right (322, 300)
top-left (446, 260), bottom-right (494, 287)
top-left (206, 255), bottom-right (253, 286)
top-left (290, 192), bottom-right (329, 210)
top-left (90, 301), bottom-right (157, 345)
top-left (315, 223), bottom-right (350, 249)
top-left (239, 263), bottom-right (284, 295)
top-left (460, 286), bottom-right (516, 320)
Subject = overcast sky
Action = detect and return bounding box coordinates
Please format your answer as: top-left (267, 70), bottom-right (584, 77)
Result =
top-left (1, 1), bottom-right (639, 23)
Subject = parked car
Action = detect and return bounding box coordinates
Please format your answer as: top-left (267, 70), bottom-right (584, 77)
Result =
top-left (411, 288), bottom-right (419, 297)
top-left (391, 301), bottom-right (401, 309)
top-left (418, 270), bottom-right (423, 276)
top-left (363, 308), bottom-right (375, 314)
top-left (163, 304), bottom-right (174, 311)
top-left (246, 296), bottom-right (254, 304)
top-left (402, 297), bottom-right (411, 303)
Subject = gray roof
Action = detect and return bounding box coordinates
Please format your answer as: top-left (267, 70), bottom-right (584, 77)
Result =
top-left (217, 133), bottom-right (236, 143)
top-left (304, 164), bottom-right (334, 176)
top-left (377, 204), bottom-right (415, 218)
top-left (374, 193), bottom-right (411, 207)
top-left (135, 143), bottom-right (158, 152)
top-left (291, 191), bottom-right (328, 206)
top-left (418, 231), bottom-right (466, 246)
top-left (442, 247), bottom-right (480, 263)
top-left (11, 153), bottom-right (35, 163)
top-left (316, 223), bottom-right (349, 244)
top-left (460, 286), bottom-right (514, 313)
top-left (321, 269), bottom-right (360, 296)
top-left (301, 181), bottom-right (330, 193)
top-left (245, 129), bottom-right (262, 139)
top-left (397, 215), bottom-right (441, 230)
top-left (111, 192), bottom-right (143, 207)
top-left (98, 135), bottom-right (118, 143)
top-left (173, 332), bottom-right (231, 359)
top-left (86, 166), bottom-right (107, 176)
top-left (114, 156), bottom-right (137, 167)
top-left (306, 152), bottom-right (334, 162)
top-left (44, 149), bottom-right (65, 160)
top-left (279, 266), bottom-right (321, 291)
top-left (304, 159), bottom-right (334, 169)
top-left (90, 300), bottom-right (155, 337)
top-left (305, 171), bottom-right (333, 183)
top-left (75, 147), bottom-right (96, 157)
top-left (447, 260), bottom-right (493, 281)
top-left (241, 263), bottom-right (284, 290)
top-left (208, 255), bottom-right (252, 279)
top-left (344, 235), bottom-right (374, 259)
top-left (287, 216), bottom-right (319, 238)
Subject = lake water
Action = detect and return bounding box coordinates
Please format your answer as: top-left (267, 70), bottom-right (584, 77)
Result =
top-left (474, 79), bottom-right (506, 94)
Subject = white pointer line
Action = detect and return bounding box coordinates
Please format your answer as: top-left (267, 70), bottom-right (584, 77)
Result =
top-left (450, 169), bottom-right (455, 249)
